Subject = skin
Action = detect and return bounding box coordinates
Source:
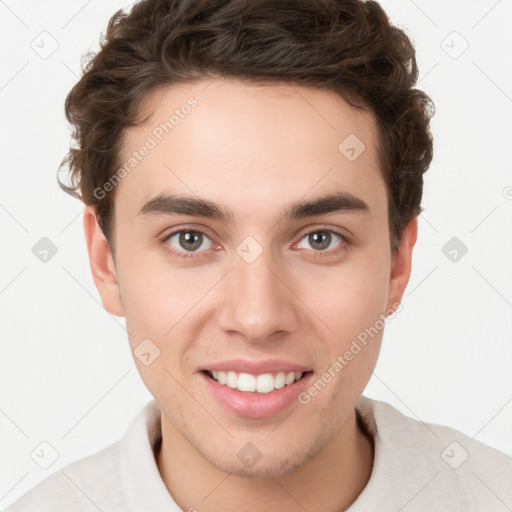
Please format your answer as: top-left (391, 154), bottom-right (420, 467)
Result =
top-left (84, 77), bottom-right (417, 511)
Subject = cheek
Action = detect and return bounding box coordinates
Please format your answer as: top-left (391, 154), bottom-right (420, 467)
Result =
top-left (116, 248), bottom-right (185, 316)
top-left (117, 259), bottom-right (217, 358)
top-left (301, 250), bottom-right (390, 343)
top-left (116, 264), bottom-right (174, 349)
top-left (116, 267), bottom-right (195, 395)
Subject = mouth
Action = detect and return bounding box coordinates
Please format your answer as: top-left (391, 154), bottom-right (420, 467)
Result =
top-left (202, 369), bottom-right (312, 394)
top-left (197, 358), bottom-right (314, 418)
top-left (199, 364), bottom-right (314, 418)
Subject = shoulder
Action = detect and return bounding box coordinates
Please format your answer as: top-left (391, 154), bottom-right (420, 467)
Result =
top-left (352, 396), bottom-right (512, 511)
top-left (3, 441), bottom-right (123, 512)
top-left (3, 400), bottom-right (174, 512)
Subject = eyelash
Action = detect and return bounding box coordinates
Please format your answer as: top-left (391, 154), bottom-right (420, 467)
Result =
top-left (159, 226), bottom-right (349, 260)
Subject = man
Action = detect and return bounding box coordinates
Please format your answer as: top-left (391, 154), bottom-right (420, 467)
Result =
top-left (6, 0), bottom-right (512, 510)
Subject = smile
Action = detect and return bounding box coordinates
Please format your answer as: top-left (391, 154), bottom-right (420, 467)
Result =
top-left (199, 359), bottom-right (314, 417)
top-left (205, 370), bottom-right (306, 393)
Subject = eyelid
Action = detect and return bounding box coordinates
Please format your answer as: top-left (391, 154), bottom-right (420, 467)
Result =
top-left (298, 225), bottom-right (349, 241)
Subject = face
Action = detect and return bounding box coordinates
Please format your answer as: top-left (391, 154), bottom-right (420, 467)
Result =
top-left (85, 78), bottom-right (416, 478)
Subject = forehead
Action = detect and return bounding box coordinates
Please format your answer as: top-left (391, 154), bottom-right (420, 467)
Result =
top-left (114, 78), bottom-right (386, 223)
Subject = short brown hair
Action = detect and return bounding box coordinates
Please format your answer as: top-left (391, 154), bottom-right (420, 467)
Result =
top-left (58, 0), bottom-right (434, 256)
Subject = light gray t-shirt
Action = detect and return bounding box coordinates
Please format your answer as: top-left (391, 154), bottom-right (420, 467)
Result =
top-left (4, 396), bottom-right (512, 511)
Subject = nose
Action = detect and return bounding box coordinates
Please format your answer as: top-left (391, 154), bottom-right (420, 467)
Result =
top-left (216, 243), bottom-right (299, 344)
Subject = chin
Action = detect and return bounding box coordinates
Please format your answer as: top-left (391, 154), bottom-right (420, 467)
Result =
top-left (208, 452), bottom-right (307, 479)
top-left (197, 433), bottom-right (325, 480)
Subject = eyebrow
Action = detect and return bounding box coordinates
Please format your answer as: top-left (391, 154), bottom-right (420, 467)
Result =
top-left (137, 191), bottom-right (370, 223)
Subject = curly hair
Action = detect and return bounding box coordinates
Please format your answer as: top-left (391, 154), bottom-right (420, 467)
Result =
top-left (58, 0), bottom-right (434, 256)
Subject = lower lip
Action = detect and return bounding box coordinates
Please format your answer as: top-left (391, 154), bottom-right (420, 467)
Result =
top-left (199, 371), bottom-right (313, 418)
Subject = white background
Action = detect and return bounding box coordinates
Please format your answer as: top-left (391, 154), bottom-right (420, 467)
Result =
top-left (1, 0), bottom-right (511, 507)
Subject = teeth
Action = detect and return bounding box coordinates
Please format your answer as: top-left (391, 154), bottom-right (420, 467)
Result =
top-left (226, 371), bottom-right (238, 388)
top-left (285, 371), bottom-right (296, 385)
top-left (274, 372), bottom-right (286, 389)
top-left (256, 373), bottom-right (274, 393)
top-left (238, 373), bottom-right (256, 392)
top-left (208, 370), bottom-right (304, 393)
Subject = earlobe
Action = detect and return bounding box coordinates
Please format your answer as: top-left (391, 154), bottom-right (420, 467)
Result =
top-left (83, 206), bottom-right (124, 317)
top-left (386, 217), bottom-right (418, 313)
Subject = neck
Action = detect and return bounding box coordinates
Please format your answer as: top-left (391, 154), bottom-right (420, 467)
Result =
top-left (155, 409), bottom-right (374, 511)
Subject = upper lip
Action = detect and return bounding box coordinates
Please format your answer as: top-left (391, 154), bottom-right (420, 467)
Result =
top-left (200, 358), bottom-right (312, 375)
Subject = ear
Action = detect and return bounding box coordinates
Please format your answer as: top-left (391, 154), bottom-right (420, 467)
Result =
top-left (386, 216), bottom-right (418, 313)
top-left (83, 206), bottom-right (124, 317)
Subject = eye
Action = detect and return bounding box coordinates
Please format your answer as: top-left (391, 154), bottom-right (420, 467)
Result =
top-left (295, 229), bottom-right (347, 254)
top-left (160, 226), bottom-right (348, 260)
top-left (162, 229), bottom-right (213, 258)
